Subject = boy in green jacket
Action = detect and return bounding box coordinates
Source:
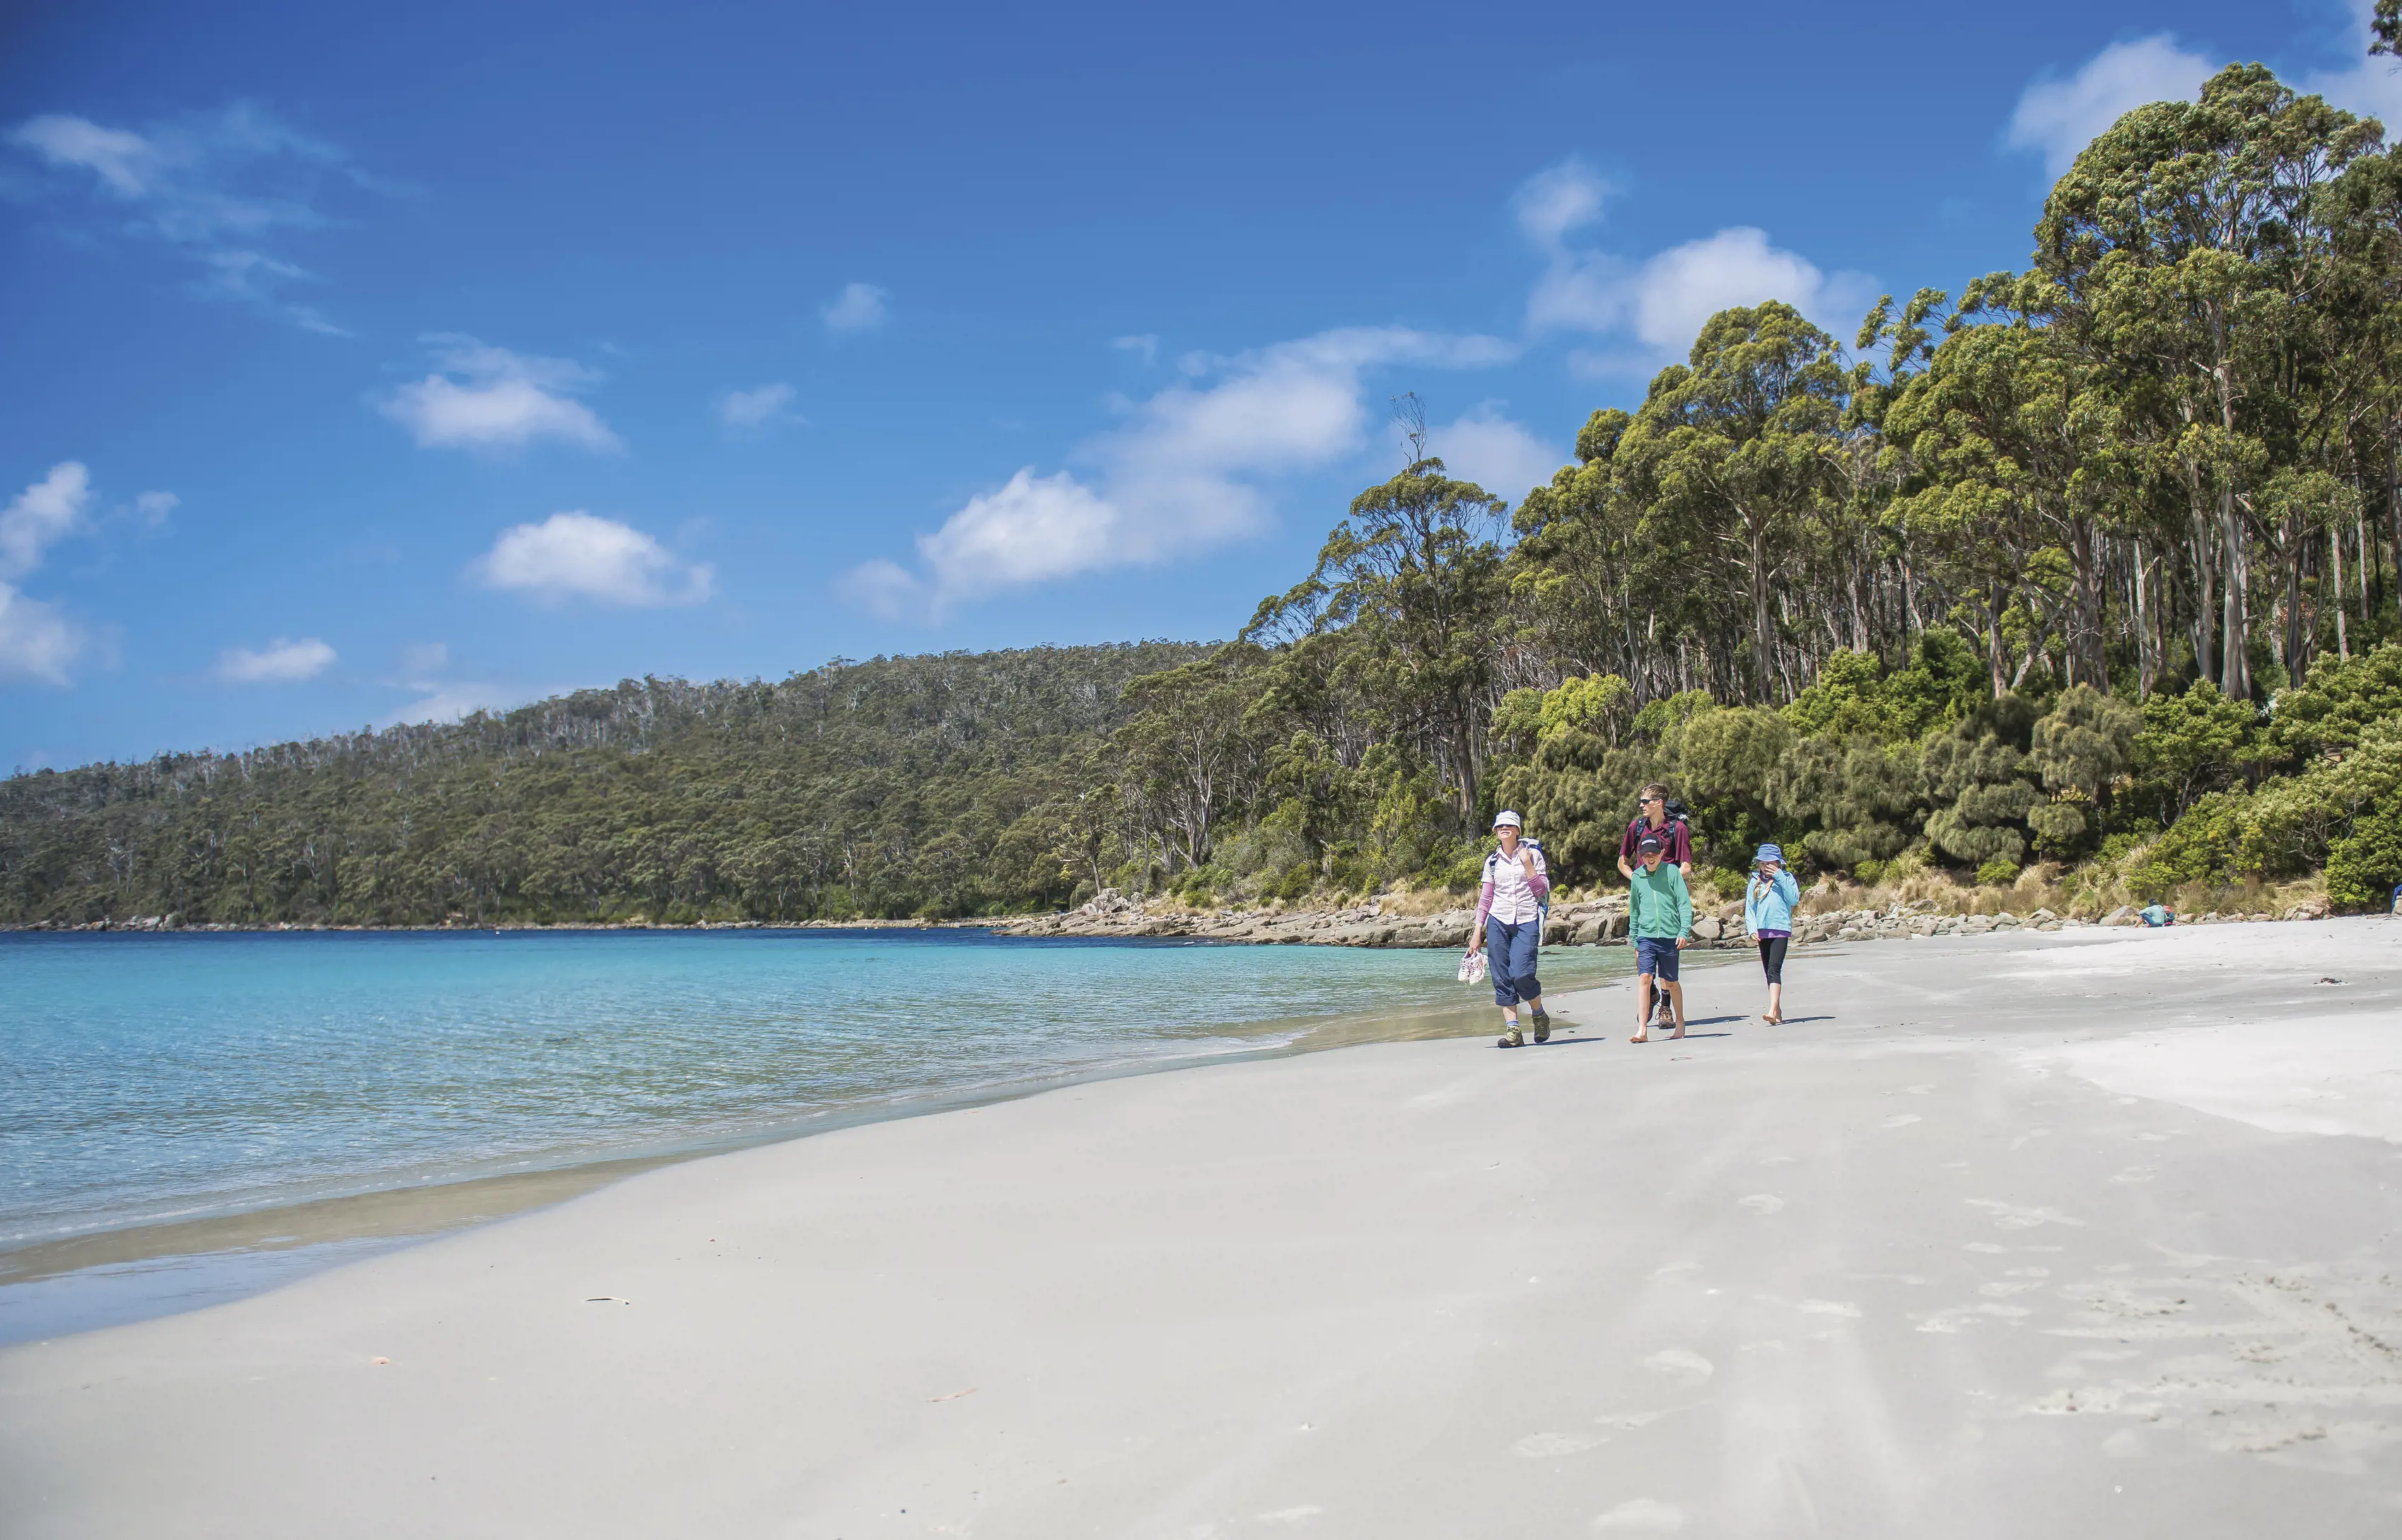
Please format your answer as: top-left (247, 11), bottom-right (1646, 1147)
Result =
top-left (1627, 834), bottom-right (1691, 1043)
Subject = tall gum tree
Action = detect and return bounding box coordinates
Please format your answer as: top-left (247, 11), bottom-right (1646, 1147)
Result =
top-left (1615, 302), bottom-right (1849, 704)
top-left (2035, 64), bottom-right (2382, 701)
top-left (1246, 457), bottom-right (1511, 824)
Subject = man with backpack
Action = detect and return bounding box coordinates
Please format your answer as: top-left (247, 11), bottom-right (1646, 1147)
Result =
top-left (1618, 784), bottom-right (1692, 1031)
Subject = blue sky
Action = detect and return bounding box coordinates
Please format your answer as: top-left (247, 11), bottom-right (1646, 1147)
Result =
top-left (3, 0), bottom-right (2396, 771)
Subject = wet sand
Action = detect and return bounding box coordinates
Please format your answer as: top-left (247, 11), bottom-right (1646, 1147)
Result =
top-left (2, 919), bottom-right (2398, 1537)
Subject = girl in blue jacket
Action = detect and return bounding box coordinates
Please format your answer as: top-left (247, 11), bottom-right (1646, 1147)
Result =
top-left (1743, 844), bottom-right (1800, 1025)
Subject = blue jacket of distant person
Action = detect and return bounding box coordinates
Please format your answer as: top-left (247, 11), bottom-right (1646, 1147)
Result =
top-left (1744, 868), bottom-right (1799, 937)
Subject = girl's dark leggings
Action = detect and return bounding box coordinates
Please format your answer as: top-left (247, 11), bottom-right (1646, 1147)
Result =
top-left (1758, 935), bottom-right (1789, 985)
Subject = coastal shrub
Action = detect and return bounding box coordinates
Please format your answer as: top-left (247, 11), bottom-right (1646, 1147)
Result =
top-left (1975, 858), bottom-right (2019, 887)
top-left (2269, 641), bottom-right (2402, 761)
top-left (1922, 694), bottom-right (2040, 868)
top-left (2324, 790), bottom-right (2402, 911)
top-left (2028, 684), bottom-right (2139, 822)
top-left (2128, 793), bottom-right (2240, 899)
top-left (2126, 681), bottom-right (2258, 824)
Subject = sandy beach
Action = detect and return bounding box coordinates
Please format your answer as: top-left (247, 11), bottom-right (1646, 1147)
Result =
top-left (5, 919), bottom-right (2401, 1538)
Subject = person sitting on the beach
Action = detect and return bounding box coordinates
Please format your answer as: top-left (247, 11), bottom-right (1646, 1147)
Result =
top-left (1628, 835), bottom-right (1691, 1043)
top-left (2139, 902), bottom-right (2176, 927)
top-left (1473, 810), bottom-right (1551, 1049)
top-left (1744, 843), bottom-right (1799, 1024)
top-left (1619, 783), bottom-right (1691, 1030)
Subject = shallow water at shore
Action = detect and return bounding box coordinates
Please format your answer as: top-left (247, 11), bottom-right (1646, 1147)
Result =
top-left (0, 927), bottom-right (1641, 1340)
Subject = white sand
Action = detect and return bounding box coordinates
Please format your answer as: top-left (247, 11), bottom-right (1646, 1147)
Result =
top-left (6, 918), bottom-right (2402, 1537)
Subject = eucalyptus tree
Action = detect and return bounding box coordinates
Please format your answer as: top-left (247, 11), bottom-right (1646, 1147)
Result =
top-left (1614, 302), bottom-right (1850, 704)
top-left (2034, 64), bottom-right (2384, 701)
top-left (1245, 457), bottom-right (1512, 822)
top-left (1883, 273), bottom-right (2134, 691)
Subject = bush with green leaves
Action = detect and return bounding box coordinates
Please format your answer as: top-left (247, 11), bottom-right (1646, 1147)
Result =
top-left (1921, 694), bottom-right (2040, 868)
top-left (2270, 641), bottom-right (2402, 761)
top-left (2126, 681), bottom-right (2259, 827)
top-left (2128, 793), bottom-right (2241, 899)
top-left (2325, 790), bottom-right (2402, 911)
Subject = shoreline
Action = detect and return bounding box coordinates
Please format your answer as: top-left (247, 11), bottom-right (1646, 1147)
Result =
top-left (7, 919), bottom-right (2400, 1535)
top-left (0, 972), bottom-right (1668, 1346)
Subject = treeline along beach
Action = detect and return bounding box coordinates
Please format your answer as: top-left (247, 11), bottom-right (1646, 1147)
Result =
top-left (11, 64), bottom-right (2402, 928)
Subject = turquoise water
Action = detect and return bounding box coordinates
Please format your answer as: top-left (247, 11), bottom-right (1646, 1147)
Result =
top-left (1, 928), bottom-right (1633, 1252)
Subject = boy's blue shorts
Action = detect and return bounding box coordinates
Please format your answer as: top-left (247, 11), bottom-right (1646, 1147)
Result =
top-left (1636, 937), bottom-right (1681, 981)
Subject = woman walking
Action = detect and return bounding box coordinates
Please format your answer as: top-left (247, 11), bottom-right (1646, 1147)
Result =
top-left (1744, 844), bottom-right (1799, 1025)
top-left (1472, 810), bottom-right (1550, 1049)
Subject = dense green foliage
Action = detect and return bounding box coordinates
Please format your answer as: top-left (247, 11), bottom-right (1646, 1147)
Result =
top-left (16, 63), bottom-right (2402, 922)
top-left (0, 645), bottom-right (1204, 924)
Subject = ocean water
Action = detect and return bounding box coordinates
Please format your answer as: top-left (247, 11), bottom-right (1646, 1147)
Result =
top-left (1, 927), bottom-right (1636, 1256)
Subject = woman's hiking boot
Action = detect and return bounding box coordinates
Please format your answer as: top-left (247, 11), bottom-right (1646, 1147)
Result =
top-left (1497, 1024), bottom-right (1524, 1049)
top-left (1530, 1008), bottom-right (1551, 1043)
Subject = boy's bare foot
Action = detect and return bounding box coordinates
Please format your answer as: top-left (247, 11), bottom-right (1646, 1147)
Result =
top-left (1630, 1032), bottom-right (1650, 1044)
top-left (1670, 1027), bottom-right (1685, 1039)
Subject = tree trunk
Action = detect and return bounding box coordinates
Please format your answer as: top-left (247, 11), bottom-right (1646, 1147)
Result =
top-left (2220, 484), bottom-right (2250, 702)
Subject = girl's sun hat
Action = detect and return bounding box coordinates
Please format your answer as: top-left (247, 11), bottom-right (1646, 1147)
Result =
top-left (1754, 843), bottom-right (1784, 866)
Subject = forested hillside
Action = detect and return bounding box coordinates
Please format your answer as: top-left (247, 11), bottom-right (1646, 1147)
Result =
top-left (12, 64), bottom-right (2402, 926)
top-left (0, 644), bottom-right (1205, 924)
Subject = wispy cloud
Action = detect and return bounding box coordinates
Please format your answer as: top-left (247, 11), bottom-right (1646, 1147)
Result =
top-left (0, 587), bottom-right (85, 686)
top-left (2005, 34), bottom-right (2215, 176)
top-left (469, 511), bottom-right (711, 606)
top-left (1111, 333), bottom-right (1160, 366)
top-left (380, 336), bottom-right (621, 453)
top-left (373, 642), bottom-right (530, 726)
top-left (6, 102), bottom-right (375, 332)
top-left (1514, 158), bottom-right (1874, 371)
top-left (0, 461), bottom-right (96, 685)
top-left (2300, 2), bottom-right (2402, 129)
top-left (717, 381), bottom-right (801, 428)
top-left (0, 461), bottom-right (91, 581)
top-left (1418, 404), bottom-right (1562, 502)
top-left (848, 326), bottom-right (1513, 616)
top-left (822, 281), bottom-right (889, 334)
top-left (215, 636), bottom-right (335, 683)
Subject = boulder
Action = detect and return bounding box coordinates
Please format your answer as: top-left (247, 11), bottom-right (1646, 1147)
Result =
top-left (1691, 916), bottom-right (1723, 941)
top-left (2101, 906), bottom-right (2138, 927)
top-left (2285, 895), bottom-right (2331, 921)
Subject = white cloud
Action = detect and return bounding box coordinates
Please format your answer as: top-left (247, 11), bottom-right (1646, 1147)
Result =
top-left (1512, 156), bottom-right (1609, 247)
top-left (823, 281), bottom-right (889, 333)
top-left (2006, 35), bottom-right (2215, 177)
top-left (2302, 2), bottom-right (2402, 129)
top-left (397, 641), bottom-right (450, 677)
top-left (215, 636), bottom-right (335, 683)
top-left (6, 104), bottom-right (366, 330)
top-left (718, 382), bottom-right (799, 426)
top-left (12, 114), bottom-right (158, 195)
top-left (848, 326), bottom-right (1513, 612)
top-left (380, 337), bottom-right (620, 452)
top-left (1112, 333), bottom-right (1160, 365)
top-left (470, 511), bottom-right (711, 606)
top-left (380, 682), bottom-right (531, 728)
top-left (134, 490), bottom-right (179, 526)
top-left (0, 584), bottom-right (86, 685)
top-left (1426, 406), bottom-right (1563, 502)
top-left (0, 462), bottom-right (93, 581)
top-left (1515, 159), bottom-right (1873, 365)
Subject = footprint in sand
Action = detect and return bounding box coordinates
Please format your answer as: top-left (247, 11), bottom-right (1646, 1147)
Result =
top-left (1643, 1349), bottom-right (1714, 1386)
top-left (1591, 1498), bottom-right (1688, 1532)
top-left (1515, 1431), bottom-right (1606, 1457)
top-left (1738, 1194), bottom-right (1785, 1214)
